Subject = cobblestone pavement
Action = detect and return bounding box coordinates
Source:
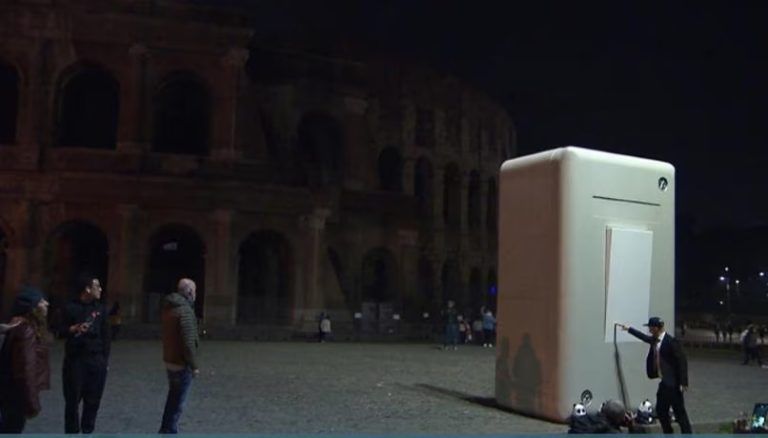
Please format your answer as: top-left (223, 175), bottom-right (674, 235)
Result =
top-left (23, 340), bottom-right (765, 434)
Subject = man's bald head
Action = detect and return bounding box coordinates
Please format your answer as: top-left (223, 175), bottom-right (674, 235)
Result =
top-left (177, 278), bottom-right (196, 302)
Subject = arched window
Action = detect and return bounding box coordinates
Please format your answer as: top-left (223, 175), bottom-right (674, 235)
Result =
top-left (237, 231), bottom-right (293, 324)
top-left (378, 147), bottom-right (404, 192)
top-left (361, 247), bottom-right (398, 303)
top-left (152, 73), bottom-right (210, 155)
top-left (297, 112), bottom-right (344, 186)
top-left (0, 60), bottom-right (19, 144)
top-left (56, 66), bottom-right (119, 149)
top-left (467, 170), bottom-right (481, 231)
top-left (443, 163), bottom-right (461, 230)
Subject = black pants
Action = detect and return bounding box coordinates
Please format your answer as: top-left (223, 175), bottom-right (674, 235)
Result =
top-left (63, 355), bottom-right (108, 434)
top-left (0, 407), bottom-right (26, 433)
top-left (743, 346), bottom-right (762, 365)
top-left (656, 383), bottom-right (692, 434)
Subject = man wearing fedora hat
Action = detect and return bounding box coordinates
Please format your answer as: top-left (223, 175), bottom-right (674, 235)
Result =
top-left (619, 317), bottom-right (692, 434)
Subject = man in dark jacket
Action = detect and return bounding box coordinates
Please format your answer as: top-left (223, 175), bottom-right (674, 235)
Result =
top-left (0, 287), bottom-right (51, 433)
top-left (619, 317), bottom-right (692, 434)
top-left (60, 276), bottom-right (110, 434)
top-left (159, 278), bottom-right (199, 434)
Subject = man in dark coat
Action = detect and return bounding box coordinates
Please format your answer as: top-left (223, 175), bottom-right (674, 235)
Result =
top-left (60, 276), bottom-right (110, 434)
top-left (619, 317), bottom-right (692, 434)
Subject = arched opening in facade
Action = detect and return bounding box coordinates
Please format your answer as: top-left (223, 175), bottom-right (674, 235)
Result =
top-left (487, 178), bottom-right (498, 234)
top-left (0, 60), bottom-right (19, 144)
top-left (297, 112), bottom-right (344, 187)
top-left (443, 163), bottom-right (461, 230)
top-left (441, 258), bottom-right (462, 309)
top-left (360, 247), bottom-right (399, 332)
top-left (414, 157), bottom-right (433, 223)
top-left (467, 170), bottom-right (481, 231)
top-left (377, 147), bottom-right (404, 192)
top-left (361, 247), bottom-right (398, 303)
top-left (56, 65), bottom-right (119, 149)
top-left (237, 231), bottom-right (293, 324)
top-left (152, 73), bottom-right (210, 155)
top-left (44, 221), bottom-right (109, 324)
top-left (144, 225), bottom-right (205, 321)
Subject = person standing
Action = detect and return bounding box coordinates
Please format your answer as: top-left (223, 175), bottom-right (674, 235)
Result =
top-left (442, 300), bottom-right (459, 350)
top-left (482, 309), bottom-right (496, 347)
top-left (319, 313), bottom-right (332, 343)
top-left (619, 317), bottom-right (692, 434)
top-left (60, 276), bottom-right (110, 434)
top-left (0, 287), bottom-right (51, 433)
top-left (741, 324), bottom-right (762, 366)
top-left (159, 278), bottom-right (200, 434)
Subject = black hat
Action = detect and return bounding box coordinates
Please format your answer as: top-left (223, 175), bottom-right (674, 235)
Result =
top-left (643, 316), bottom-right (664, 328)
top-left (11, 286), bottom-right (45, 316)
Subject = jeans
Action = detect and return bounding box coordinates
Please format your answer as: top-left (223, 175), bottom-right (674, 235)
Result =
top-left (63, 355), bottom-right (108, 434)
top-left (159, 368), bottom-right (193, 434)
top-left (444, 323), bottom-right (459, 346)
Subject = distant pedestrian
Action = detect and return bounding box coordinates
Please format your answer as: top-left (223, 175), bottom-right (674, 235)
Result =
top-left (482, 309), bottom-right (496, 347)
top-left (727, 323), bottom-right (734, 343)
top-left (0, 287), bottom-right (51, 433)
top-left (472, 318), bottom-right (483, 345)
top-left (319, 313), bottom-right (332, 343)
top-left (741, 325), bottom-right (762, 366)
top-left (159, 278), bottom-right (200, 434)
top-left (713, 324), bottom-right (721, 343)
top-left (760, 326), bottom-right (766, 345)
top-left (60, 276), bottom-right (110, 434)
top-left (442, 300), bottom-right (459, 350)
top-left (108, 301), bottom-right (122, 341)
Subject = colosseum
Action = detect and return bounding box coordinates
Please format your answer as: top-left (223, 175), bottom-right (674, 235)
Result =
top-left (0, 0), bottom-right (515, 337)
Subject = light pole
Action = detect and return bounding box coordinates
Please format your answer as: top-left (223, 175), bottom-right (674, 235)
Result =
top-left (720, 273), bottom-right (732, 321)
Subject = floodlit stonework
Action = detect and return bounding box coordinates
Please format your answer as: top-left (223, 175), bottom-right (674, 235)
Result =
top-left (0, 0), bottom-right (515, 336)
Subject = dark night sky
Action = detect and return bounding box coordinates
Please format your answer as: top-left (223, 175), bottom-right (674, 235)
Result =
top-left (196, 0), bottom-right (768, 230)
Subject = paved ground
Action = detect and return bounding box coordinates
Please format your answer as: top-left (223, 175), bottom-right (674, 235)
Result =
top-left (23, 340), bottom-right (766, 434)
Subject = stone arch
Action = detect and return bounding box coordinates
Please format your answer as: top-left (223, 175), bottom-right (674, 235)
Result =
top-left (297, 111), bottom-right (344, 187)
top-left (377, 146), bottom-right (403, 192)
top-left (443, 162), bottom-right (461, 230)
top-left (55, 64), bottom-right (119, 149)
top-left (143, 224), bottom-right (206, 321)
top-left (414, 156), bottom-right (433, 222)
top-left (467, 170), bottom-right (481, 231)
top-left (0, 59), bottom-right (19, 144)
top-left (237, 230), bottom-right (293, 324)
top-left (152, 72), bottom-right (211, 155)
top-left (43, 220), bottom-right (110, 318)
top-left (361, 247), bottom-right (398, 303)
top-left (487, 177), bottom-right (498, 233)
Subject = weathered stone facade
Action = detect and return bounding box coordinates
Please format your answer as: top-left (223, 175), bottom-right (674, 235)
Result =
top-left (0, 0), bottom-right (515, 335)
